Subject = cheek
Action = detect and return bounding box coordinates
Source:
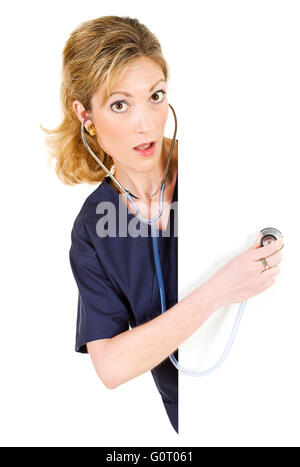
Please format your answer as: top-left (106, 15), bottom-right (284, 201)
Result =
top-left (159, 104), bottom-right (169, 126)
top-left (95, 115), bottom-right (128, 153)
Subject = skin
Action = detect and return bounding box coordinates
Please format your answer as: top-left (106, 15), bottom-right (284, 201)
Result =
top-left (73, 57), bottom-right (284, 390)
top-left (85, 234), bottom-right (284, 390)
top-left (73, 56), bottom-right (178, 231)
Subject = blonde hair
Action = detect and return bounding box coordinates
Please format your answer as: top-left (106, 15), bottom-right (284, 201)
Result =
top-left (41, 16), bottom-right (170, 186)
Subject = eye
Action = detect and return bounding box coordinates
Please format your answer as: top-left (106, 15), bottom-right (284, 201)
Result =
top-left (110, 89), bottom-right (167, 113)
top-left (151, 89), bottom-right (166, 103)
top-left (110, 101), bottom-right (128, 113)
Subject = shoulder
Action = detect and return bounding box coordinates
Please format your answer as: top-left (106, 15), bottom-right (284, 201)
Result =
top-left (71, 179), bottom-right (113, 237)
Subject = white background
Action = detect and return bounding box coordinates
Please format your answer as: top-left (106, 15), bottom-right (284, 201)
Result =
top-left (0, 0), bottom-right (299, 447)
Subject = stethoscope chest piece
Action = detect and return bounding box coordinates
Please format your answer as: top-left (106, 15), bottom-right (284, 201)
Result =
top-left (260, 227), bottom-right (283, 247)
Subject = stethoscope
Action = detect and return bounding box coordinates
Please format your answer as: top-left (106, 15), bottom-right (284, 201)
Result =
top-left (80, 106), bottom-right (283, 377)
top-left (81, 103), bottom-right (177, 222)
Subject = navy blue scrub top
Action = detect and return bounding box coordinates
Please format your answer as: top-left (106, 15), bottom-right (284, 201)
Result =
top-left (69, 170), bottom-right (178, 433)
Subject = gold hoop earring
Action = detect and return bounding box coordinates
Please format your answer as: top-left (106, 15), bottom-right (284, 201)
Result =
top-left (87, 123), bottom-right (96, 136)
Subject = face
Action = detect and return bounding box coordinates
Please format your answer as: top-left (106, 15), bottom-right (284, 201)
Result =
top-left (87, 57), bottom-right (169, 173)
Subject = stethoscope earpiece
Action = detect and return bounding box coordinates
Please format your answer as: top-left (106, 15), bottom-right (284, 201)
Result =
top-left (80, 104), bottom-right (177, 224)
top-left (260, 227), bottom-right (283, 247)
top-left (81, 105), bottom-right (284, 377)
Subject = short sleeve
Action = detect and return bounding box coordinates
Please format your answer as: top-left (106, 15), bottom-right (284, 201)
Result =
top-left (69, 221), bottom-right (130, 353)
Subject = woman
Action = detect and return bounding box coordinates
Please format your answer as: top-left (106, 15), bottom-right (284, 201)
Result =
top-left (42, 15), bottom-right (284, 436)
top-left (42, 15), bottom-right (179, 433)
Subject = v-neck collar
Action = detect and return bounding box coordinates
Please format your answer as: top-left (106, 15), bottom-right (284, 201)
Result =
top-left (101, 171), bottom-right (177, 236)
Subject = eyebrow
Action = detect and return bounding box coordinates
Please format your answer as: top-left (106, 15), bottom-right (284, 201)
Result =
top-left (108, 78), bottom-right (166, 98)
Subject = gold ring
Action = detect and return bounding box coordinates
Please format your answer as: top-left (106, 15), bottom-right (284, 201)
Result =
top-left (260, 258), bottom-right (270, 270)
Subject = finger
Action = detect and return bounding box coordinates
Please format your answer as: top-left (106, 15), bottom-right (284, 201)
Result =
top-left (252, 237), bottom-right (284, 261)
top-left (260, 264), bottom-right (280, 277)
top-left (264, 247), bottom-right (283, 262)
top-left (255, 250), bottom-right (283, 272)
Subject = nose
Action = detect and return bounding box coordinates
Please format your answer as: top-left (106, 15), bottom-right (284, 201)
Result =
top-left (134, 106), bottom-right (156, 134)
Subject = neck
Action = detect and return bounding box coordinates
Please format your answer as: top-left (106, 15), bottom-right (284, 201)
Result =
top-left (112, 139), bottom-right (171, 199)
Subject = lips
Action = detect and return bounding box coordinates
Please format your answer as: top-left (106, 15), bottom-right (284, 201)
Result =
top-left (134, 141), bottom-right (154, 150)
top-left (133, 141), bottom-right (156, 157)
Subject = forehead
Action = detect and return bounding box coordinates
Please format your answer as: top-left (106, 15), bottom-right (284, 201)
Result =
top-left (92, 57), bottom-right (165, 107)
top-left (111, 57), bottom-right (164, 87)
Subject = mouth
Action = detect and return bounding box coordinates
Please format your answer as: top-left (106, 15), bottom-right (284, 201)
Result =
top-left (133, 141), bottom-right (156, 156)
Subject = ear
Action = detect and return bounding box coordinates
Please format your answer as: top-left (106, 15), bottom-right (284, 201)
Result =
top-left (72, 100), bottom-right (91, 129)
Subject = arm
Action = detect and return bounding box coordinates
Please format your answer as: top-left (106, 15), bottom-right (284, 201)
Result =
top-left (88, 233), bottom-right (284, 389)
top-left (87, 279), bottom-right (217, 389)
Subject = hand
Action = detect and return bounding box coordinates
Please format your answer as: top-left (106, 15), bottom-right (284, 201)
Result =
top-left (207, 233), bottom-right (284, 309)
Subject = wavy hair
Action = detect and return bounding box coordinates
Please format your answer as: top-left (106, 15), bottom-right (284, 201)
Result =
top-left (41, 16), bottom-right (170, 185)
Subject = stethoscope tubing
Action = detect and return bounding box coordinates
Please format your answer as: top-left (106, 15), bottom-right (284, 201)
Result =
top-left (151, 220), bottom-right (248, 377)
top-left (80, 103), bottom-right (177, 224)
top-left (80, 103), bottom-right (247, 377)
